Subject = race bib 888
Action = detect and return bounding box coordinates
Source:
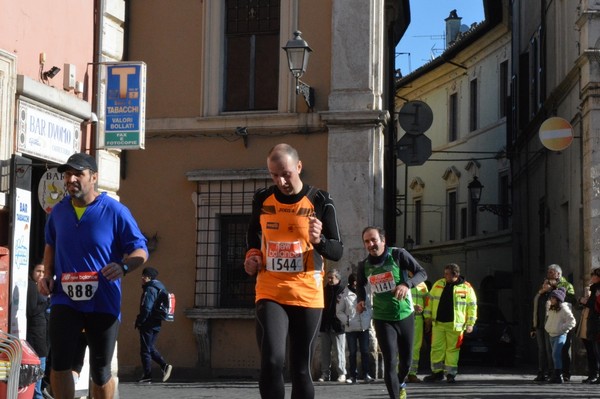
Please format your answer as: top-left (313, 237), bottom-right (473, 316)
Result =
top-left (61, 272), bottom-right (99, 301)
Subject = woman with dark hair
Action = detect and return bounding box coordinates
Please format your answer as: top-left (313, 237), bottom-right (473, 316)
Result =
top-left (27, 261), bottom-right (50, 399)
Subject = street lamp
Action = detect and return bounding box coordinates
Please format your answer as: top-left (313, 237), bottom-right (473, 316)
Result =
top-left (283, 31), bottom-right (315, 108)
top-left (467, 176), bottom-right (512, 217)
top-left (404, 235), bottom-right (414, 251)
top-left (467, 176), bottom-right (483, 204)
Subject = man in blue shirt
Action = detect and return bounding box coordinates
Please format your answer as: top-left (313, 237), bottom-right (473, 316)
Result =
top-left (38, 152), bottom-right (148, 399)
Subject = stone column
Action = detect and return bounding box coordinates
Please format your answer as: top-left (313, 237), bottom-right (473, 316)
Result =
top-left (579, 3), bottom-right (600, 274)
top-left (322, 0), bottom-right (388, 271)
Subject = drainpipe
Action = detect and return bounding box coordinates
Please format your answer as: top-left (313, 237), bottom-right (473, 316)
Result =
top-left (385, 22), bottom-right (398, 245)
top-left (92, 0), bottom-right (106, 154)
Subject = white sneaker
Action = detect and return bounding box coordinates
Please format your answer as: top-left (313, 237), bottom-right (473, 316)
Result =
top-left (337, 375), bottom-right (346, 383)
top-left (317, 375), bottom-right (328, 382)
top-left (162, 364), bottom-right (173, 382)
top-left (364, 374), bottom-right (375, 383)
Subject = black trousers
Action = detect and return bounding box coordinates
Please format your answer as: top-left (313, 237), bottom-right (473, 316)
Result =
top-left (374, 314), bottom-right (415, 399)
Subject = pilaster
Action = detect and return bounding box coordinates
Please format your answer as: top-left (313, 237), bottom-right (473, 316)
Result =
top-left (325, 0), bottom-right (387, 270)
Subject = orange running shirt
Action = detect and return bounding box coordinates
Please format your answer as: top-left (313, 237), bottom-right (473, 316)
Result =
top-left (254, 191), bottom-right (325, 308)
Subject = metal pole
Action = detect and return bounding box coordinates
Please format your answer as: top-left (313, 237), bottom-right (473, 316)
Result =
top-left (403, 164), bottom-right (408, 246)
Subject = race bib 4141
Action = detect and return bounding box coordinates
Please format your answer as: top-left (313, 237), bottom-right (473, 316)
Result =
top-left (368, 271), bottom-right (396, 294)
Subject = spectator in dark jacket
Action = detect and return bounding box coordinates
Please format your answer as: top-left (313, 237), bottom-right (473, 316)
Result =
top-left (27, 262), bottom-right (50, 399)
top-left (318, 269), bottom-right (347, 383)
top-left (135, 267), bottom-right (172, 383)
top-left (583, 268), bottom-right (600, 384)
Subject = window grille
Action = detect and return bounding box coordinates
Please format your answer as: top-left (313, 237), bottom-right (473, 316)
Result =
top-left (0, 159), bottom-right (10, 193)
top-left (194, 177), bottom-right (271, 308)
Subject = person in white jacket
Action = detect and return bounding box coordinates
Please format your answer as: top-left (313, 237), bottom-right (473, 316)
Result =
top-left (336, 273), bottom-right (375, 384)
top-left (544, 287), bottom-right (576, 384)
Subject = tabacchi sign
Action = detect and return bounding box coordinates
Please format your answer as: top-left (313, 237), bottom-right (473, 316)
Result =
top-left (102, 62), bottom-right (146, 149)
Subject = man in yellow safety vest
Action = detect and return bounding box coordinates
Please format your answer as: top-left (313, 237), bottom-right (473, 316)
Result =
top-left (423, 263), bottom-right (477, 383)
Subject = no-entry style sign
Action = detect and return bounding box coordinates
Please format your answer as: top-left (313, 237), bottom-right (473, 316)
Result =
top-left (539, 117), bottom-right (573, 151)
top-left (398, 100), bottom-right (433, 135)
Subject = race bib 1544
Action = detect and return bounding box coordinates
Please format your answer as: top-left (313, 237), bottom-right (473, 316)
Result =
top-left (266, 241), bottom-right (304, 272)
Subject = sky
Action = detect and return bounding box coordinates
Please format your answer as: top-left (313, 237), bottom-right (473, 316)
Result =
top-left (395, 0), bottom-right (485, 74)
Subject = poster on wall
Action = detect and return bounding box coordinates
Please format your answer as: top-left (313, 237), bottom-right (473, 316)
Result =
top-left (10, 187), bottom-right (31, 338)
top-left (38, 167), bottom-right (66, 213)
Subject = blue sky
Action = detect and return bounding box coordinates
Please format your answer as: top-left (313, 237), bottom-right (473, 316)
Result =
top-left (395, 0), bottom-right (485, 74)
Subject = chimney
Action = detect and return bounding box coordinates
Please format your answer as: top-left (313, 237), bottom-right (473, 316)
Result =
top-left (445, 9), bottom-right (462, 48)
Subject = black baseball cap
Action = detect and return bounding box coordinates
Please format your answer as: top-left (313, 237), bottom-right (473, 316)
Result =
top-left (57, 153), bottom-right (98, 173)
top-left (142, 267), bottom-right (159, 279)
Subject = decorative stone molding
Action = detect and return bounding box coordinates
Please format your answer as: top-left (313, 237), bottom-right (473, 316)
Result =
top-left (442, 166), bottom-right (461, 187)
top-left (409, 177), bottom-right (425, 195)
top-left (465, 159), bottom-right (481, 172)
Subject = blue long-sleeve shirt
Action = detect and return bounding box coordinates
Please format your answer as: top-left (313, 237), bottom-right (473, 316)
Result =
top-left (45, 192), bottom-right (148, 319)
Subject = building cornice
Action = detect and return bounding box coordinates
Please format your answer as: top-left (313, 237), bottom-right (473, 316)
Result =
top-left (320, 110), bottom-right (389, 127)
top-left (145, 112), bottom-right (324, 137)
top-left (185, 168), bottom-right (270, 181)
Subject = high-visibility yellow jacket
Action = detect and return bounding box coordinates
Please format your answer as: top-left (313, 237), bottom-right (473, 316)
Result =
top-left (424, 277), bottom-right (477, 331)
top-left (412, 282), bottom-right (429, 316)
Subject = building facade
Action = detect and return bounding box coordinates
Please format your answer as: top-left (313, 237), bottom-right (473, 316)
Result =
top-left (0, 0), bottom-right (129, 393)
top-left (117, 0), bottom-right (408, 379)
top-left (394, 1), bottom-right (513, 331)
top-left (509, 0), bottom-right (598, 368)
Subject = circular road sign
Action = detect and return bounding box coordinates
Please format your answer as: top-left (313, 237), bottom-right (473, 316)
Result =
top-left (539, 117), bottom-right (573, 151)
top-left (396, 134), bottom-right (432, 166)
top-left (398, 100), bottom-right (433, 135)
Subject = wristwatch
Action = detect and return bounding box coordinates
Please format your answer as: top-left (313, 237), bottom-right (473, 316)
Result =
top-left (120, 263), bottom-right (129, 276)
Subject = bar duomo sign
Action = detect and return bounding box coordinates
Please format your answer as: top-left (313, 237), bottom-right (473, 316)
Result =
top-left (101, 62), bottom-right (146, 150)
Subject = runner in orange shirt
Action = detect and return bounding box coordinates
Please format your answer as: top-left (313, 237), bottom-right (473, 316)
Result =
top-left (244, 143), bottom-right (343, 399)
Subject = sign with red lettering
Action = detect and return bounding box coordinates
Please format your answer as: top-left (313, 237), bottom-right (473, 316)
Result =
top-left (265, 241), bottom-right (304, 272)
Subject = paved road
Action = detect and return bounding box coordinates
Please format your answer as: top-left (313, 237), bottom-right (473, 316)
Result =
top-left (117, 373), bottom-right (600, 398)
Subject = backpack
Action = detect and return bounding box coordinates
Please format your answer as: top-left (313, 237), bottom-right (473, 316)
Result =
top-left (153, 288), bottom-right (176, 322)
